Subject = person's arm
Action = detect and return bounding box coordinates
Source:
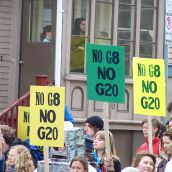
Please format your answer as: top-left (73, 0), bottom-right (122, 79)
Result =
top-left (113, 159), bottom-right (121, 172)
top-left (64, 105), bottom-right (75, 124)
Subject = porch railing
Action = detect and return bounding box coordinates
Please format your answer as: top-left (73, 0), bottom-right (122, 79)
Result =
top-left (0, 75), bottom-right (54, 131)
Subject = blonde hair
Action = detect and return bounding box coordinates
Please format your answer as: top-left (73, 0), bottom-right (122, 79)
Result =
top-left (95, 130), bottom-right (119, 161)
top-left (6, 145), bottom-right (35, 172)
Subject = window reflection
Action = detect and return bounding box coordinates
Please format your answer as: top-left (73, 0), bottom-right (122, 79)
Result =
top-left (118, 0), bottom-right (135, 77)
top-left (94, 1), bottom-right (112, 44)
top-left (70, 0), bottom-right (89, 73)
top-left (30, 0), bottom-right (52, 42)
top-left (139, 0), bottom-right (157, 58)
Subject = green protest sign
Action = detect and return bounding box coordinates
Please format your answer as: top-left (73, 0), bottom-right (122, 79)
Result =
top-left (86, 43), bottom-right (125, 103)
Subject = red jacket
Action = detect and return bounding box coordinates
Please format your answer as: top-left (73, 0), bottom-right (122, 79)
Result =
top-left (136, 136), bottom-right (161, 155)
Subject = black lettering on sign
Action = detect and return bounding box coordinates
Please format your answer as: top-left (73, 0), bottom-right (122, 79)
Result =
top-left (97, 66), bottom-right (116, 80)
top-left (37, 126), bottom-right (58, 140)
top-left (138, 63), bottom-right (146, 76)
top-left (92, 49), bottom-right (102, 63)
top-left (106, 51), bottom-right (119, 64)
top-left (95, 83), bottom-right (118, 97)
top-left (141, 96), bottom-right (160, 110)
top-left (40, 109), bottom-right (56, 123)
top-left (149, 64), bottom-right (160, 77)
top-left (48, 93), bottom-right (60, 106)
top-left (23, 112), bottom-right (30, 123)
top-left (27, 125), bottom-right (30, 137)
top-left (36, 92), bottom-right (44, 105)
top-left (142, 80), bottom-right (157, 93)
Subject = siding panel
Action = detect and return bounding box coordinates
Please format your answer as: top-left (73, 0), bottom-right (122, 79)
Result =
top-left (0, 0), bottom-right (12, 110)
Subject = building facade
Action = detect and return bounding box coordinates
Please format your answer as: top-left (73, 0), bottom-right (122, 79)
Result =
top-left (0, 0), bottom-right (172, 167)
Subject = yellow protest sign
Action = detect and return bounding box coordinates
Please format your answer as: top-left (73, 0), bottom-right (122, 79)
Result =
top-left (17, 106), bottom-right (30, 140)
top-left (30, 86), bottom-right (65, 147)
top-left (133, 57), bottom-right (165, 116)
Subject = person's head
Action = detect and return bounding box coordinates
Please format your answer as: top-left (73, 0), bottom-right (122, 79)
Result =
top-left (168, 116), bottom-right (172, 130)
top-left (73, 18), bottom-right (86, 35)
top-left (6, 145), bottom-right (35, 171)
top-left (0, 125), bottom-right (15, 153)
top-left (132, 153), bottom-right (156, 172)
top-left (94, 130), bottom-right (117, 158)
top-left (84, 115), bottom-right (104, 137)
top-left (142, 118), bottom-right (161, 138)
top-left (70, 156), bottom-right (88, 172)
top-left (40, 25), bottom-right (52, 41)
top-left (167, 102), bottom-right (172, 117)
top-left (121, 167), bottom-right (140, 172)
top-left (162, 129), bottom-right (172, 155)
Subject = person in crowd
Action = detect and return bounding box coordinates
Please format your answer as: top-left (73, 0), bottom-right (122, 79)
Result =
top-left (84, 115), bottom-right (104, 138)
top-left (136, 118), bottom-right (161, 155)
top-left (121, 167), bottom-right (140, 172)
top-left (157, 129), bottom-right (172, 172)
top-left (132, 152), bottom-right (156, 172)
top-left (93, 130), bottom-right (121, 172)
top-left (167, 116), bottom-right (172, 130)
top-left (40, 25), bottom-right (52, 42)
top-left (167, 102), bottom-right (172, 117)
top-left (164, 139), bottom-right (172, 172)
top-left (0, 125), bottom-right (37, 171)
top-left (160, 102), bottom-right (172, 136)
top-left (5, 145), bottom-right (35, 172)
top-left (72, 18), bottom-right (86, 36)
top-left (70, 156), bottom-right (88, 172)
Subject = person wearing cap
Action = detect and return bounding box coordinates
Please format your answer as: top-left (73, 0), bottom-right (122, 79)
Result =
top-left (84, 115), bottom-right (104, 138)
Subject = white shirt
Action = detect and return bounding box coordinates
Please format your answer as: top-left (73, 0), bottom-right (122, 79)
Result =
top-left (165, 159), bottom-right (172, 172)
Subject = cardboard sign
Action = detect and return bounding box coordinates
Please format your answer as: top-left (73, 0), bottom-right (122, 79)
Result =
top-left (133, 57), bottom-right (165, 116)
top-left (17, 106), bottom-right (30, 140)
top-left (30, 86), bottom-right (65, 147)
top-left (86, 43), bottom-right (125, 103)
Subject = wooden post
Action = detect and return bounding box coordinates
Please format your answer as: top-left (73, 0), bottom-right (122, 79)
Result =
top-left (103, 103), bottom-right (110, 158)
top-left (148, 116), bottom-right (153, 154)
top-left (44, 147), bottom-right (49, 172)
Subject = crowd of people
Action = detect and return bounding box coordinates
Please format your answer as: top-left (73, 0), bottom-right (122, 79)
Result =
top-left (1, 103), bottom-right (172, 171)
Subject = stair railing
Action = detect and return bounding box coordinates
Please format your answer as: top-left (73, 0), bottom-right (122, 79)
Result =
top-left (0, 75), bottom-right (54, 131)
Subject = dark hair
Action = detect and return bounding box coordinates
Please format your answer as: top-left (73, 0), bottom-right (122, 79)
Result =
top-left (167, 102), bottom-right (172, 113)
top-left (72, 18), bottom-right (85, 35)
top-left (40, 25), bottom-right (51, 41)
top-left (0, 125), bottom-right (15, 145)
top-left (162, 129), bottom-right (172, 141)
top-left (70, 156), bottom-right (88, 171)
top-left (132, 153), bottom-right (156, 171)
top-left (142, 118), bottom-right (161, 137)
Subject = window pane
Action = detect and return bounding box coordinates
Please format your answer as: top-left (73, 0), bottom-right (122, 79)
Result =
top-left (140, 0), bottom-right (157, 58)
top-left (118, 0), bottom-right (135, 77)
top-left (94, 1), bottom-right (112, 43)
top-left (70, 0), bottom-right (89, 73)
top-left (117, 40), bottom-right (134, 76)
top-left (30, 0), bottom-right (52, 42)
top-left (139, 43), bottom-right (155, 58)
top-left (141, 0), bottom-right (155, 7)
top-left (120, 0), bottom-right (134, 4)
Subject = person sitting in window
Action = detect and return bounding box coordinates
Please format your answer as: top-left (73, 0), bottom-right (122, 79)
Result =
top-left (72, 18), bottom-right (86, 36)
top-left (40, 25), bottom-right (52, 42)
